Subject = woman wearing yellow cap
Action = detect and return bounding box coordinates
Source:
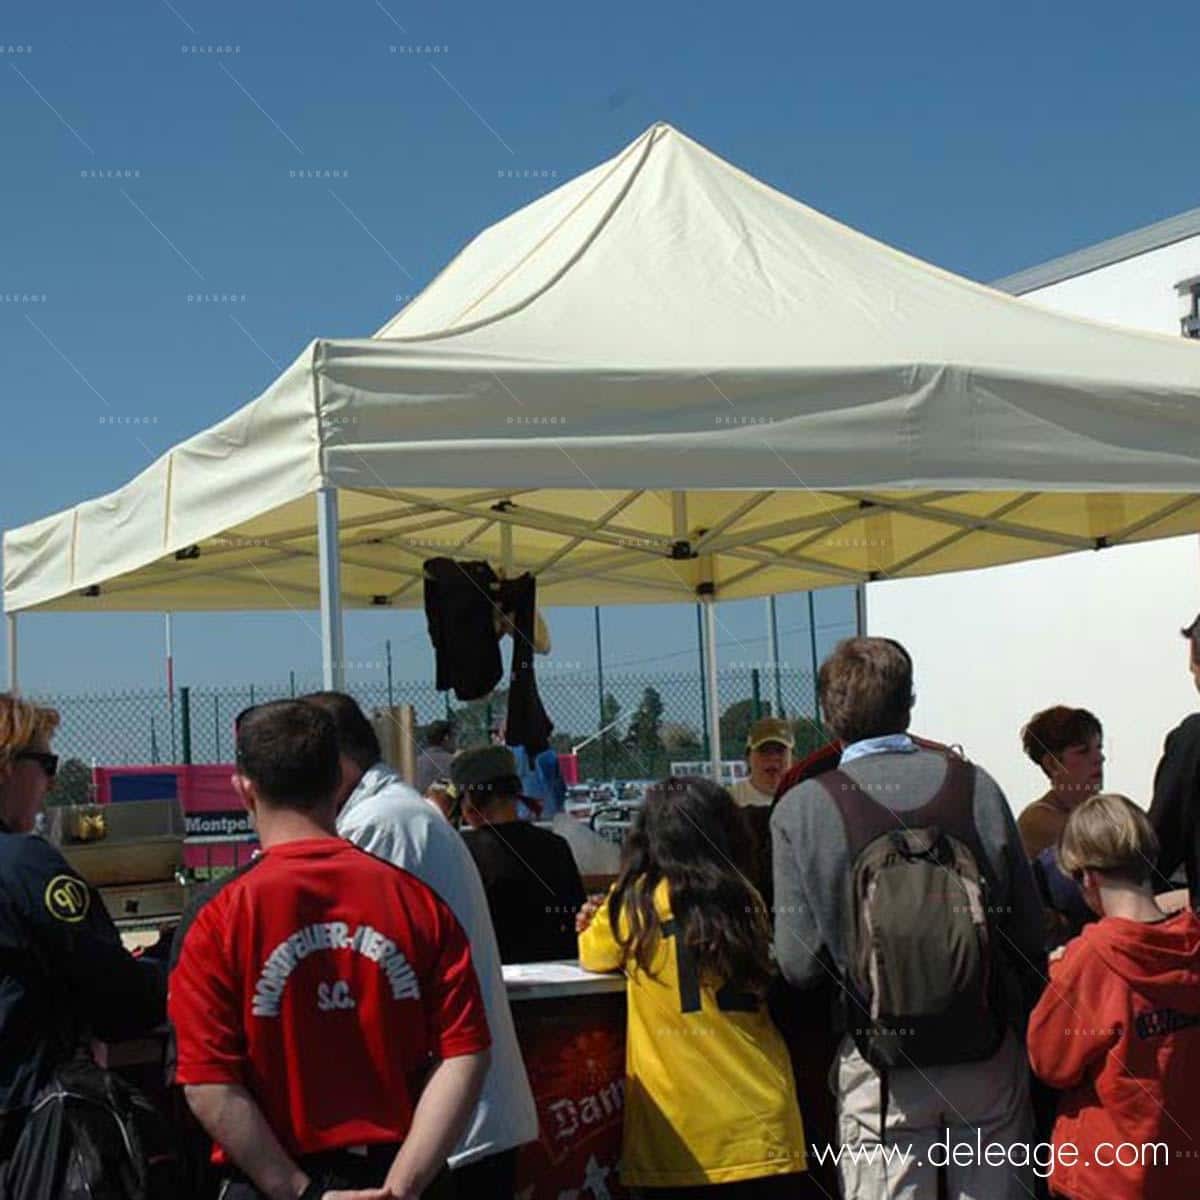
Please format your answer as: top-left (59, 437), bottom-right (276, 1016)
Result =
top-left (731, 718), bottom-right (795, 807)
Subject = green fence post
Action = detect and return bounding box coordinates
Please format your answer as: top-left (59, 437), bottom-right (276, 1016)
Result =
top-left (751, 668), bottom-right (762, 720)
top-left (386, 640), bottom-right (395, 709)
top-left (594, 607), bottom-right (607, 780)
top-left (150, 715), bottom-right (159, 765)
top-left (807, 592), bottom-right (820, 720)
top-left (289, 670), bottom-right (296, 698)
top-left (769, 595), bottom-right (784, 718)
top-left (180, 686), bottom-right (192, 765)
top-left (214, 694), bottom-right (221, 762)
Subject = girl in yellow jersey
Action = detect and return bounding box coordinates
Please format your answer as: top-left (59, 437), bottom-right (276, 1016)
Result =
top-left (578, 776), bottom-right (807, 1197)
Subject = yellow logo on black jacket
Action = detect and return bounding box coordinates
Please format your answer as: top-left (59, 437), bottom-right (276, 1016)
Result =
top-left (44, 874), bottom-right (90, 922)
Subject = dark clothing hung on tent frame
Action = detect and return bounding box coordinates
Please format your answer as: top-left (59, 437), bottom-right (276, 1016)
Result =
top-left (423, 557), bottom-right (553, 754)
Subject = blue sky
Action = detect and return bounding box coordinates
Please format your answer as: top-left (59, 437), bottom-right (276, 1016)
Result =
top-left (3, 0), bottom-right (1199, 697)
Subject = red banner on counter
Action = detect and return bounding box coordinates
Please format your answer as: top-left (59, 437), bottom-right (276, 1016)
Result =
top-left (514, 993), bottom-right (629, 1198)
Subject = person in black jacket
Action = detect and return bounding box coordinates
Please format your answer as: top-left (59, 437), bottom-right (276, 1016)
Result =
top-left (0, 694), bottom-right (164, 1164)
top-left (1149, 613), bottom-right (1200, 905)
top-left (452, 746), bottom-right (585, 964)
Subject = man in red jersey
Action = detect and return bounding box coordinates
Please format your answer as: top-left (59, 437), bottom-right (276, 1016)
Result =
top-left (169, 701), bottom-right (491, 1200)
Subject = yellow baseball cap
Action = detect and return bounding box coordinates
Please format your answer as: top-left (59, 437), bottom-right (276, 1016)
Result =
top-left (746, 716), bottom-right (794, 751)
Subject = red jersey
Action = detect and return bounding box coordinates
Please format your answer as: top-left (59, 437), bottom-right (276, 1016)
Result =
top-left (1027, 909), bottom-right (1200, 1200)
top-left (169, 837), bottom-right (490, 1161)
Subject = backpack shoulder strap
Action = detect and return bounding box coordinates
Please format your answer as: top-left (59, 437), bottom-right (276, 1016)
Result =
top-left (818, 754), bottom-right (984, 860)
top-left (816, 768), bottom-right (908, 858)
top-left (915, 755), bottom-right (980, 847)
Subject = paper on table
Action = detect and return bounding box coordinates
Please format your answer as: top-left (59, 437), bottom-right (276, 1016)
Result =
top-left (504, 959), bottom-right (600, 984)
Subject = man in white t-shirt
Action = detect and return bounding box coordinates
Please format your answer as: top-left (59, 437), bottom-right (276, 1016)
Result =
top-left (731, 716), bottom-right (795, 807)
top-left (303, 692), bottom-right (538, 1199)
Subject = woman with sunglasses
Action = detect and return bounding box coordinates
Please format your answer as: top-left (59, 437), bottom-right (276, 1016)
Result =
top-left (0, 693), bottom-right (164, 1170)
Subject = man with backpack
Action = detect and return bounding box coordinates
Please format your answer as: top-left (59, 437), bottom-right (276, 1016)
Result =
top-left (772, 638), bottom-right (1046, 1200)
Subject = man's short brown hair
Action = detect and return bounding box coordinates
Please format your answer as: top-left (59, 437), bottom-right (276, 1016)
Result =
top-left (236, 700), bottom-right (340, 811)
top-left (817, 637), bottom-right (914, 744)
top-left (301, 691), bottom-right (381, 772)
top-left (1059, 793), bottom-right (1159, 887)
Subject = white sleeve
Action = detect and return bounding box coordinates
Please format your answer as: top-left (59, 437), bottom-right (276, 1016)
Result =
top-left (341, 800), bottom-right (478, 922)
top-left (339, 803), bottom-right (415, 869)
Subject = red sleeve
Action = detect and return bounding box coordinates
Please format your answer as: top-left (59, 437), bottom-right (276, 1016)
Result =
top-left (1027, 942), bottom-right (1118, 1089)
top-left (168, 901), bottom-right (245, 1085)
top-left (420, 894), bottom-right (491, 1061)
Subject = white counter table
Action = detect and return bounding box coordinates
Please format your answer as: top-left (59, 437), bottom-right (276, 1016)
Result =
top-left (503, 959), bottom-right (625, 1003)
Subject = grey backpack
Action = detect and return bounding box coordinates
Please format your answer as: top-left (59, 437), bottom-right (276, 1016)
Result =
top-left (819, 755), bottom-right (1006, 1075)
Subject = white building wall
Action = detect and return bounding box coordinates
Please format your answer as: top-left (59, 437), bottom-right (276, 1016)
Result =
top-left (1026, 233), bottom-right (1200, 331)
top-left (869, 234), bottom-right (1200, 813)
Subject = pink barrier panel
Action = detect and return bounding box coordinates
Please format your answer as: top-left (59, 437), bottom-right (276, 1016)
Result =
top-left (184, 840), bottom-right (258, 871)
top-left (178, 764), bottom-right (258, 870)
top-left (92, 764), bottom-right (258, 871)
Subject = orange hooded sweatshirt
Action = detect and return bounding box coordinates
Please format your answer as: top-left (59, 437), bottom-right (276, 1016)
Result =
top-left (1027, 909), bottom-right (1200, 1200)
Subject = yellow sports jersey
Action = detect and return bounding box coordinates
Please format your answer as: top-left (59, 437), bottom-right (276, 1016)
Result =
top-left (578, 880), bottom-right (807, 1188)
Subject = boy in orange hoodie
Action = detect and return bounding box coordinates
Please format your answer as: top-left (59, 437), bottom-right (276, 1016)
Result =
top-left (1028, 792), bottom-right (1200, 1200)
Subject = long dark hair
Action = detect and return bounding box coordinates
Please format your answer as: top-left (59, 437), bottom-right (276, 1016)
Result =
top-left (608, 776), bottom-right (774, 998)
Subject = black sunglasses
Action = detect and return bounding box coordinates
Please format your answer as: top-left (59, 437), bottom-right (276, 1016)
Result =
top-left (16, 750), bottom-right (58, 780)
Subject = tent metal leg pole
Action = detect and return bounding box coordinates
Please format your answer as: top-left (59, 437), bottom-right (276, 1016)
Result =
top-left (855, 582), bottom-right (868, 635)
top-left (317, 487), bottom-right (346, 692)
top-left (701, 592), bottom-right (722, 781)
top-left (5, 614), bottom-right (17, 694)
top-left (500, 522), bottom-right (514, 575)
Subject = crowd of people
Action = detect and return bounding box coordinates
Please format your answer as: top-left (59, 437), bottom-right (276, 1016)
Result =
top-left (0, 613), bottom-right (1198, 1200)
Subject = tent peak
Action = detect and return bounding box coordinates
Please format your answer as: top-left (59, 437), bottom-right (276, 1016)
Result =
top-left (372, 119), bottom-right (731, 342)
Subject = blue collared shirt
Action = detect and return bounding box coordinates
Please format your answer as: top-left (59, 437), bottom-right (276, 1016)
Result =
top-left (839, 732), bottom-right (918, 766)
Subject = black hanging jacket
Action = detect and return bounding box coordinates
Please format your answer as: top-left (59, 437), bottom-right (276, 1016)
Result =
top-left (423, 558), bottom-right (504, 702)
top-left (423, 558), bottom-right (553, 753)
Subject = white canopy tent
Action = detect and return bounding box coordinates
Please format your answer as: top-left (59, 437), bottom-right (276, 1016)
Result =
top-left (6, 122), bottom-right (1200, 765)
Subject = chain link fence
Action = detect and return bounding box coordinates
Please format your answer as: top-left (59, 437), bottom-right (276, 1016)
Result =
top-left (34, 664), bottom-right (830, 786)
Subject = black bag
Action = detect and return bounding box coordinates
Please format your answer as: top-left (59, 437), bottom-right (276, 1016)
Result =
top-left (820, 755), bottom-right (1006, 1072)
top-left (1, 1056), bottom-right (192, 1200)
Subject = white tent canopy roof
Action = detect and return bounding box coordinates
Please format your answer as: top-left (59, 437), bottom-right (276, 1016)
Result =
top-left (5, 121), bottom-right (1200, 615)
